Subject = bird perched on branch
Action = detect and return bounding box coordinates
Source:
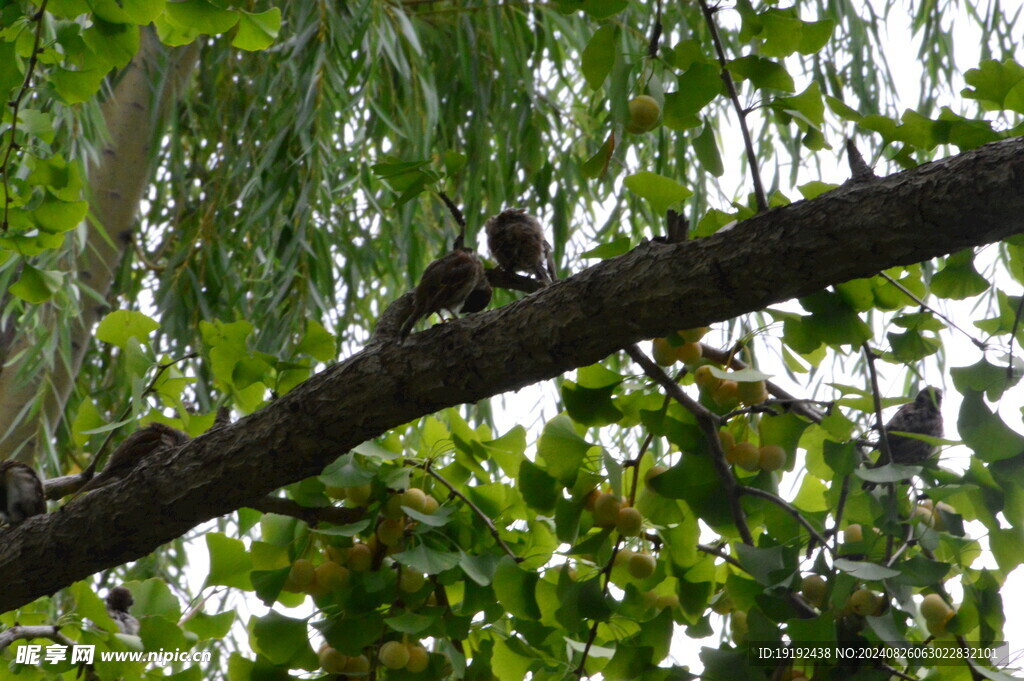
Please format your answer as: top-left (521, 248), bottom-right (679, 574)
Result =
top-left (877, 386), bottom-right (943, 465)
top-left (0, 461), bottom-right (46, 525)
top-left (74, 422), bottom-right (190, 498)
top-left (398, 247), bottom-right (488, 339)
top-left (105, 586), bottom-right (140, 635)
top-left (863, 387), bottom-right (943, 492)
top-left (484, 208), bottom-right (557, 284)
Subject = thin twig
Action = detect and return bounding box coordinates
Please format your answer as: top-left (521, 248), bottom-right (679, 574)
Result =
top-left (80, 352), bottom-right (198, 480)
top-left (1, 0), bottom-right (50, 232)
top-left (244, 496), bottom-right (365, 527)
top-left (862, 344), bottom-right (893, 467)
top-left (697, 0), bottom-right (768, 212)
top-left (701, 344), bottom-right (825, 424)
top-left (879, 272), bottom-right (986, 350)
top-left (436, 191), bottom-right (466, 248)
top-left (697, 543), bottom-right (743, 570)
top-left (625, 344), bottom-right (754, 545)
top-left (425, 461), bottom-right (520, 562)
top-left (1007, 292), bottom-right (1024, 378)
top-left (647, 0), bottom-right (663, 58)
top-left (878, 662), bottom-right (918, 681)
top-left (576, 536), bottom-right (624, 677)
top-left (862, 343), bottom-right (899, 561)
top-left (737, 485), bottom-right (832, 553)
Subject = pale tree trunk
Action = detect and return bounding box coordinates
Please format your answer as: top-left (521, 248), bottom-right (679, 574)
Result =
top-left (0, 30), bottom-right (199, 462)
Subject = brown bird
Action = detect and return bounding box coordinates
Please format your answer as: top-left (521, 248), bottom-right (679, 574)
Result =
top-left (75, 422), bottom-right (190, 497)
top-left (0, 461), bottom-right (46, 525)
top-left (878, 386), bottom-right (943, 465)
top-left (398, 248), bottom-right (488, 339)
top-left (105, 586), bottom-right (140, 636)
top-left (862, 387), bottom-right (943, 491)
top-left (485, 208), bottom-right (557, 284)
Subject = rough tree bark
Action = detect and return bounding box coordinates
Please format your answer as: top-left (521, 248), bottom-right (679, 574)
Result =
top-left (0, 31), bottom-right (199, 461)
top-left (1, 136), bottom-right (1022, 612)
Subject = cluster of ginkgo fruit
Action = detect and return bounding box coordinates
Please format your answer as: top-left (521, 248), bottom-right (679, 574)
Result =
top-left (281, 483), bottom-right (445, 676)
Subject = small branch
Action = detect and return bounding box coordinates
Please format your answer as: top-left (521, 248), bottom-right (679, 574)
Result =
top-left (862, 344), bottom-right (893, 467)
top-left (647, 0), bottom-right (663, 58)
top-left (436, 191), bottom-right (466, 248)
top-left (885, 522), bottom-right (915, 567)
top-left (425, 461), bottom-right (520, 562)
top-left (1, 0), bottom-right (50, 232)
top-left (720, 398), bottom-right (834, 422)
top-left (697, 0), bottom-right (768, 212)
top-left (244, 496), bottom-right (365, 527)
top-left (0, 624), bottom-right (75, 651)
top-left (845, 138), bottom-right (876, 181)
top-left (701, 344), bottom-right (825, 424)
top-left (737, 485), bottom-right (832, 553)
top-left (1007, 292), bottom-right (1024, 378)
top-left (879, 272), bottom-right (986, 350)
top-left (878, 662), bottom-right (918, 681)
top-left (697, 543), bottom-right (742, 570)
top-left (576, 536), bottom-right (624, 677)
top-left (81, 352), bottom-right (198, 480)
top-left (625, 344), bottom-right (754, 545)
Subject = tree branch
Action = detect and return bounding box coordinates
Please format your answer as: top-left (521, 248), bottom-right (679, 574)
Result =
top-left (2, 136), bottom-right (1024, 611)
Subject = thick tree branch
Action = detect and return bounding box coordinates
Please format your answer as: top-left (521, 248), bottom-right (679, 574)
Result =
top-left (2, 137), bottom-right (1024, 611)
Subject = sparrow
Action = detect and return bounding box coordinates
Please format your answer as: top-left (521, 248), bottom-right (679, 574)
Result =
top-left (484, 208), bottom-right (557, 284)
top-left (0, 461), bottom-right (46, 525)
top-left (398, 248), bottom-right (488, 339)
top-left (105, 586), bottom-right (140, 635)
top-left (75, 422), bottom-right (190, 497)
top-left (877, 386), bottom-right (943, 465)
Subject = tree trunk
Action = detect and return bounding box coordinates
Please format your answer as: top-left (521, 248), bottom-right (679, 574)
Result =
top-left (0, 31), bottom-right (199, 462)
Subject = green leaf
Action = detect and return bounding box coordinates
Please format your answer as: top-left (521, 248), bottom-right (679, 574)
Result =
top-left (32, 196), bottom-right (88, 233)
top-left (962, 59), bottom-right (1024, 113)
top-left (165, 0), bottom-right (239, 35)
top-left (252, 611), bottom-right (315, 666)
top-left (958, 390), bottom-right (1024, 462)
top-left (580, 236), bottom-right (631, 259)
top-left (385, 612), bottom-right (435, 635)
top-left (951, 359), bottom-right (1021, 401)
top-left (623, 172), bottom-right (692, 215)
top-left (581, 0), bottom-right (628, 19)
top-left (519, 458), bottom-right (559, 512)
top-left (83, 19), bottom-right (140, 69)
top-left (664, 63), bottom-right (721, 125)
top-left (693, 123), bottom-right (724, 177)
top-left (759, 10), bottom-right (802, 57)
top-left (295, 319), bottom-right (336, 361)
top-left (232, 8), bottom-right (281, 51)
top-left (798, 19), bottom-right (834, 54)
top-left (391, 543), bottom-right (461, 574)
top-left (931, 250), bottom-right (990, 299)
top-left (537, 414), bottom-right (592, 485)
top-left (51, 66), bottom-right (108, 104)
top-left (581, 24), bottom-right (618, 90)
top-left (9, 264), bottom-right (64, 303)
top-left (833, 558), bottom-right (900, 581)
top-left (184, 611), bottom-right (235, 640)
top-left (776, 82), bottom-right (824, 124)
top-left (562, 380), bottom-right (623, 426)
top-left (581, 133), bottom-right (614, 179)
top-left (95, 310), bottom-right (160, 348)
top-left (206, 533), bottom-right (253, 589)
top-left (729, 56), bottom-right (795, 92)
top-left (493, 557), bottom-right (542, 620)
